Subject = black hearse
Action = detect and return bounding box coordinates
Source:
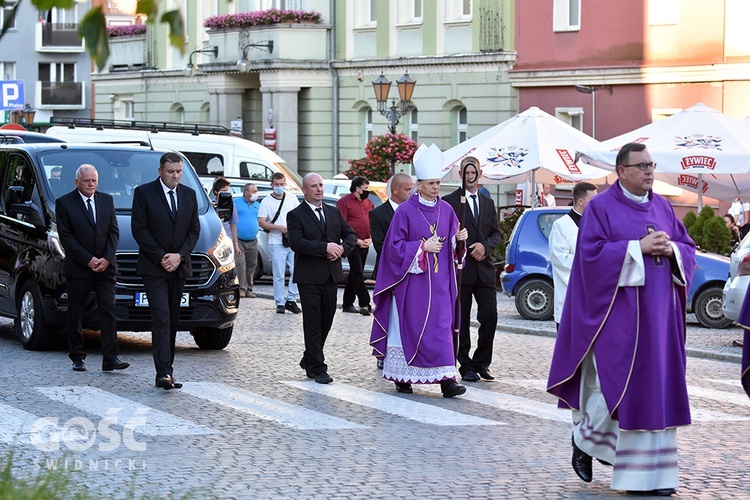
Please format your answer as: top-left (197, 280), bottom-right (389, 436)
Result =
top-left (0, 142), bottom-right (238, 350)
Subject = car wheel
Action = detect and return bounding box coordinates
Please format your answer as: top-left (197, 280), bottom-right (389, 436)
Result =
top-left (694, 286), bottom-right (733, 329)
top-left (253, 254), bottom-right (264, 281)
top-left (515, 279), bottom-right (554, 321)
top-left (191, 325), bottom-right (233, 350)
top-left (15, 280), bottom-right (54, 350)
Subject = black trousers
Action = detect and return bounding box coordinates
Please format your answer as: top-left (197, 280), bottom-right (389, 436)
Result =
top-left (143, 273), bottom-right (186, 378)
top-left (457, 282), bottom-right (498, 373)
top-left (66, 274), bottom-right (119, 362)
top-left (298, 279), bottom-right (338, 373)
top-left (343, 245), bottom-right (370, 308)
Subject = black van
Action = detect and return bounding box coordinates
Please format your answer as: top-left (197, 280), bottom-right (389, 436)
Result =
top-left (0, 142), bottom-right (239, 350)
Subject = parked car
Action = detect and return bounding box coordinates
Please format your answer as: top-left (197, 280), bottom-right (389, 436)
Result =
top-left (722, 233), bottom-right (750, 323)
top-left (253, 191), bottom-right (378, 280)
top-left (500, 207), bottom-right (733, 328)
top-left (199, 175), bottom-right (276, 197)
top-left (0, 129), bottom-right (65, 143)
top-left (0, 142), bottom-right (239, 350)
top-left (324, 178), bottom-right (388, 208)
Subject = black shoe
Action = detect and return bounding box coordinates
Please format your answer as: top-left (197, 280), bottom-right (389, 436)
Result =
top-left (276, 305), bottom-right (286, 314)
top-left (169, 375), bottom-right (183, 389)
top-left (359, 305), bottom-right (372, 316)
top-left (440, 379), bottom-right (466, 398)
top-left (102, 357), bottom-right (130, 372)
top-left (626, 489), bottom-right (676, 497)
top-left (72, 359), bottom-right (87, 372)
top-left (285, 301), bottom-right (301, 314)
top-left (395, 382), bottom-right (413, 393)
top-left (342, 305), bottom-right (359, 313)
top-left (477, 366), bottom-right (495, 380)
top-left (156, 375), bottom-right (175, 390)
top-left (572, 434), bottom-right (593, 483)
top-left (314, 372), bottom-right (333, 384)
top-left (376, 359), bottom-right (384, 369)
top-left (462, 370), bottom-right (481, 382)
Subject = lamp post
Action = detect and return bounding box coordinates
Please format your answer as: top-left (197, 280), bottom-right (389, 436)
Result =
top-left (574, 84), bottom-right (613, 139)
top-left (371, 71), bottom-right (416, 175)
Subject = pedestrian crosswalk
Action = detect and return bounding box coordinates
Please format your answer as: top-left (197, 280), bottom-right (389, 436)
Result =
top-left (0, 378), bottom-right (747, 447)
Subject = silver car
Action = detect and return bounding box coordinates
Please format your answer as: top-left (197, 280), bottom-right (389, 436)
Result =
top-left (722, 235), bottom-right (750, 322)
top-left (252, 192), bottom-right (378, 281)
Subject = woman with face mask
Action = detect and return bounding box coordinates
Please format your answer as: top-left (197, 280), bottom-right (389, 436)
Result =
top-left (235, 182), bottom-right (262, 298)
top-left (337, 175), bottom-right (376, 315)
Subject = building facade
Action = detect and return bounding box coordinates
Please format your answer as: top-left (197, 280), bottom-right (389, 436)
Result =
top-left (0, 0), bottom-right (93, 128)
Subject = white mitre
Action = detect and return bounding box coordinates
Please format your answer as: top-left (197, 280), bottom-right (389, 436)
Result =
top-left (413, 143), bottom-right (443, 180)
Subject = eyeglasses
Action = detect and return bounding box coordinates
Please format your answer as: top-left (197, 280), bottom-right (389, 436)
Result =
top-left (620, 162), bottom-right (657, 171)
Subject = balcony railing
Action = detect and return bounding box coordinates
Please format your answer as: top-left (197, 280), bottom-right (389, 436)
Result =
top-left (35, 22), bottom-right (85, 52)
top-left (108, 35), bottom-right (148, 71)
top-left (35, 81), bottom-right (85, 109)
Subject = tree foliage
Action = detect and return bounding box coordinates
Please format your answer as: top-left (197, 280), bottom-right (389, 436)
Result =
top-left (682, 206), bottom-right (732, 255)
top-left (0, 0), bottom-right (185, 71)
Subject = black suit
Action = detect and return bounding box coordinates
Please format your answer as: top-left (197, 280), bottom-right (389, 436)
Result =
top-left (56, 189), bottom-right (120, 363)
top-left (287, 202), bottom-right (356, 374)
top-left (132, 179), bottom-right (200, 379)
top-left (443, 189), bottom-right (503, 374)
top-left (368, 201), bottom-right (395, 279)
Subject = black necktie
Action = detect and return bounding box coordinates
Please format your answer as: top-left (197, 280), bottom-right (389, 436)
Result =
top-left (316, 207), bottom-right (325, 228)
top-left (86, 198), bottom-right (95, 224)
top-left (470, 194), bottom-right (479, 221)
top-left (168, 189), bottom-right (177, 217)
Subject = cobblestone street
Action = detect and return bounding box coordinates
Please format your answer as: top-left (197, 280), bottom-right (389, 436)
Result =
top-left (0, 285), bottom-right (748, 498)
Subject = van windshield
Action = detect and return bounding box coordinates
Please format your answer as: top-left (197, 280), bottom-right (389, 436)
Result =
top-left (40, 148), bottom-right (210, 212)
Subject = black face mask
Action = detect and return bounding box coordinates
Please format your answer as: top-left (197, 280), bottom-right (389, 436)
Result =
top-left (360, 189), bottom-right (370, 200)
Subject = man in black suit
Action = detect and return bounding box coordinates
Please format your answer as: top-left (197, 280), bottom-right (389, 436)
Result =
top-left (132, 152), bottom-right (200, 390)
top-left (369, 173), bottom-right (414, 279)
top-left (287, 173), bottom-right (357, 384)
top-left (56, 164), bottom-right (128, 372)
top-left (443, 157), bottom-right (503, 382)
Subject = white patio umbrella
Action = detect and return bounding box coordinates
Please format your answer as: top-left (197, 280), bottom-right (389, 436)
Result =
top-left (441, 107), bottom-right (614, 188)
top-left (578, 103), bottom-right (750, 208)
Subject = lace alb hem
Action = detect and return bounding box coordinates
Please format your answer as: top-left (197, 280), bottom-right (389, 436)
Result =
top-left (382, 345), bottom-right (456, 384)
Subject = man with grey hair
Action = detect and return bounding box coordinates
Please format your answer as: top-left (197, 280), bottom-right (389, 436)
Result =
top-left (56, 164), bottom-right (128, 372)
top-left (235, 182), bottom-right (261, 297)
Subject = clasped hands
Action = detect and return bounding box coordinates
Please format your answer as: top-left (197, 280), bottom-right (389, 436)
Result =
top-left (640, 230), bottom-right (673, 258)
top-left (326, 242), bottom-right (344, 261)
top-left (161, 253), bottom-right (182, 272)
top-left (87, 257), bottom-right (111, 273)
top-left (357, 238), bottom-right (372, 249)
top-left (423, 228), bottom-right (468, 254)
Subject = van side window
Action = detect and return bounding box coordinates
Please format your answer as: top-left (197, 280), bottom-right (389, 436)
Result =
top-left (3, 155), bottom-right (41, 211)
top-left (182, 152), bottom-right (224, 176)
top-left (240, 161), bottom-right (272, 180)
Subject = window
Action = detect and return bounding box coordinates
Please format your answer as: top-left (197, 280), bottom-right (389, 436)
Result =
top-left (413, 0), bottom-right (422, 21)
top-left (409, 109), bottom-right (419, 143)
top-left (555, 107), bottom-right (583, 132)
top-left (123, 100), bottom-right (134, 120)
top-left (3, 154), bottom-right (41, 214)
top-left (355, 0), bottom-right (376, 27)
top-left (553, 0), bottom-right (580, 32)
top-left (365, 108), bottom-right (373, 144)
top-left (48, 5), bottom-right (80, 24)
top-left (0, 62), bottom-right (15, 80)
top-left (457, 107), bottom-right (468, 144)
top-left (173, 105), bottom-right (185, 124)
top-left (462, 0), bottom-right (471, 17)
top-left (1, 1), bottom-right (17, 30)
top-left (446, 0), bottom-right (472, 21)
top-left (38, 63), bottom-right (75, 83)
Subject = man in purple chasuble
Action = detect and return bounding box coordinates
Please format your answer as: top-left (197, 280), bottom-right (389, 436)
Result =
top-left (547, 143), bottom-right (696, 496)
top-left (734, 289), bottom-right (750, 398)
top-left (369, 144), bottom-right (468, 398)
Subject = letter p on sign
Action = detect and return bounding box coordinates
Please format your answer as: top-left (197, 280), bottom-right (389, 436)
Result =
top-left (0, 80), bottom-right (24, 110)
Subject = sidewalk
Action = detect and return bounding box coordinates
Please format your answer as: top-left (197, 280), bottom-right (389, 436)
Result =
top-left (250, 279), bottom-right (744, 364)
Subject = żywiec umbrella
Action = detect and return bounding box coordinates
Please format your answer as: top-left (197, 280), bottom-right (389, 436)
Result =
top-left (578, 103), bottom-right (750, 207)
top-left (441, 107), bottom-right (613, 187)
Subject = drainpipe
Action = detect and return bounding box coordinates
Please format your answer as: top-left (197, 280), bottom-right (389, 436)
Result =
top-left (330, 0), bottom-right (339, 174)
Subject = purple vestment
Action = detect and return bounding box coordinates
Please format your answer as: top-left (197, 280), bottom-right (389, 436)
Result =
top-left (369, 195), bottom-right (461, 371)
top-left (547, 181), bottom-right (696, 431)
top-left (734, 293), bottom-right (750, 398)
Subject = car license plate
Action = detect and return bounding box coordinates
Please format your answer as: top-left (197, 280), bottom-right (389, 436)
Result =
top-left (134, 292), bottom-right (190, 307)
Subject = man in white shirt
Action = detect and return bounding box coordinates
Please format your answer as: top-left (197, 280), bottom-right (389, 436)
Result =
top-left (548, 182), bottom-right (598, 326)
top-left (258, 172), bottom-right (300, 314)
top-left (542, 183), bottom-right (556, 207)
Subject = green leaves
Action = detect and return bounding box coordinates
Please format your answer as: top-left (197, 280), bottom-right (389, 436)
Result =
top-left (31, 0), bottom-right (76, 9)
top-left (80, 7), bottom-right (109, 72)
top-left (161, 9), bottom-right (185, 56)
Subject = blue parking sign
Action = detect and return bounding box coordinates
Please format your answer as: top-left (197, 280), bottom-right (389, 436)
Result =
top-left (0, 81), bottom-right (25, 111)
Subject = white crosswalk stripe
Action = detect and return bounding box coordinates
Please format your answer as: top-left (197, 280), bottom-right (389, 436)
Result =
top-left (459, 387), bottom-right (569, 422)
top-left (0, 402), bottom-right (59, 446)
top-left (283, 381), bottom-right (505, 426)
top-left (181, 382), bottom-right (366, 430)
top-left (36, 386), bottom-right (218, 436)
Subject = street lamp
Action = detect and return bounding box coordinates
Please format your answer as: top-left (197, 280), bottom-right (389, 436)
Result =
top-left (185, 46), bottom-right (219, 76)
top-left (372, 71), bottom-right (416, 135)
top-left (236, 41), bottom-right (274, 72)
top-left (574, 84), bottom-right (613, 139)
